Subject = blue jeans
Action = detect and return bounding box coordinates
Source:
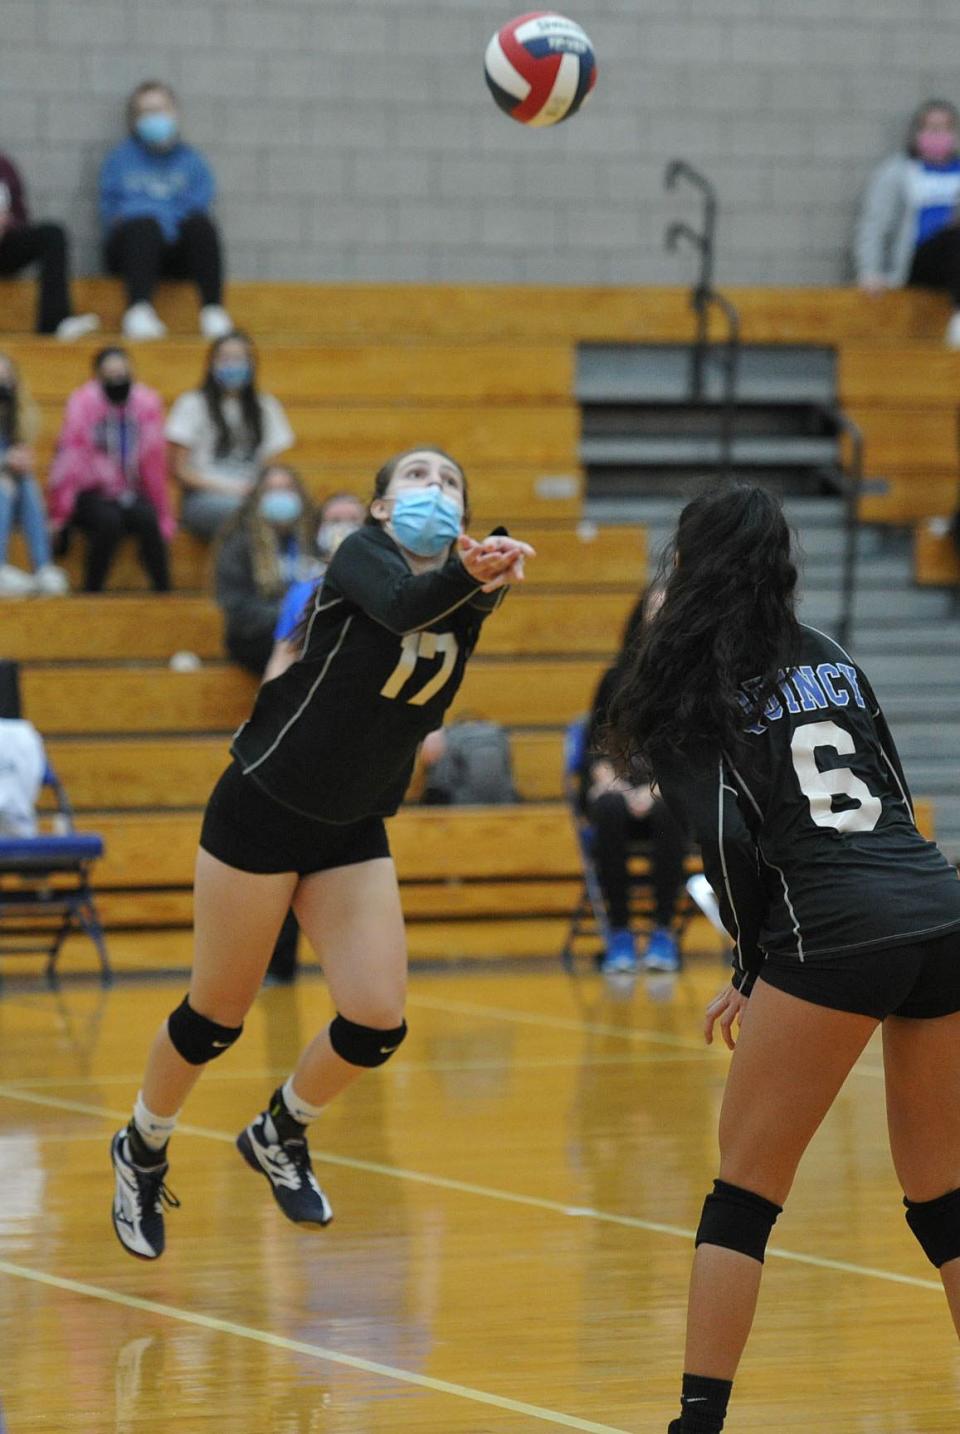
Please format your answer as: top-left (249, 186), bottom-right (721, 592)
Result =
top-left (0, 473), bottom-right (52, 569)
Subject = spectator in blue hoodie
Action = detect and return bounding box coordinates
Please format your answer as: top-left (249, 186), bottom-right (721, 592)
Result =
top-left (100, 81), bottom-right (233, 343)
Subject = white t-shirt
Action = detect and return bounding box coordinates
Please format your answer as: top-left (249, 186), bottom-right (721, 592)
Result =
top-left (0, 720), bottom-right (45, 837)
top-left (165, 390), bottom-right (295, 491)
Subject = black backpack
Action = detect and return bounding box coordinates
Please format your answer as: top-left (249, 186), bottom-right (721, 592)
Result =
top-left (421, 721), bottom-right (518, 805)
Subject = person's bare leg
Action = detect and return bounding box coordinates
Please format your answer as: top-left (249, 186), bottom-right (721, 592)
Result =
top-left (288, 856), bottom-right (406, 1108)
top-left (683, 980), bottom-right (877, 1381)
top-left (883, 1011), bottom-right (960, 1336)
top-left (140, 850), bottom-right (297, 1116)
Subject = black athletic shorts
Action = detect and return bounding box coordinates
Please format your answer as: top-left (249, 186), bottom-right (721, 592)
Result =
top-left (759, 926), bottom-right (960, 1020)
top-left (200, 762), bottom-right (390, 876)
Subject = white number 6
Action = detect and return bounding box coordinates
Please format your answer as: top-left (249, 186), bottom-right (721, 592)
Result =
top-left (791, 720), bottom-right (881, 834)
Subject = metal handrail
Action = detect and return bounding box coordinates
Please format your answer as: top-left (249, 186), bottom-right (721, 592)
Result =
top-left (665, 221), bottom-right (711, 398)
top-left (664, 161), bottom-right (741, 475)
top-left (831, 410), bottom-right (865, 649)
top-left (664, 160), bottom-right (717, 294)
top-left (706, 290), bottom-right (741, 476)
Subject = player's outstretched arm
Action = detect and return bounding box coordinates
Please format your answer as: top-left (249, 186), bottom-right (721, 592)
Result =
top-left (458, 533), bottom-right (536, 592)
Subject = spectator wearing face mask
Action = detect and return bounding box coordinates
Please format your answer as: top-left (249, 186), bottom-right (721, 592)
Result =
top-left (262, 491), bottom-right (367, 682)
top-left (0, 152), bottom-right (100, 340)
top-left (100, 80), bottom-right (232, 342)
top-left (856, 98), bottom-right (960, 346)
top-left (46, 347), bottom-right (174, 593)
top-left (0, 353), bottom-right (69, 596)
top-left (166, 331), bottom-right (295, 542)
top-left (214, 464), bottom-right (319, 676)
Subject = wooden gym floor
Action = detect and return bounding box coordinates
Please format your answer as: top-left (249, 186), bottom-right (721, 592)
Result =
top-left (1, 942), bottom-right (959, 1432)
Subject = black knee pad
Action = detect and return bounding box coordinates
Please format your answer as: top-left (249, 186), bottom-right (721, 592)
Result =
top-left (167, 996), bottom-right (243, 1065)
top-left (904, 1187), bottom-right (960, 1268)
top-left (695, 1179), bottom-right (783, 1263)
top-left (329, 1014), bottom-right (407, 1068)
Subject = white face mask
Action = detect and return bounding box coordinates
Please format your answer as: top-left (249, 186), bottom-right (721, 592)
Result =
top-left (316, 518), bottom-right (361, 558)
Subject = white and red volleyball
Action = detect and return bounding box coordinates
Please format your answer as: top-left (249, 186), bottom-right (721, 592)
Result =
top-left (484, 12), bottom-right (597, 127)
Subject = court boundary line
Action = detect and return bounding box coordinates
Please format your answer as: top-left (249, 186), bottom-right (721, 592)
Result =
top-left (406, 993), bottom-right (889, 1084)
top-left (406, 992), bottom-right (710, 1049)
top-left (0, 1256), bottom-right (630, 1434)
top-left (0, 1082), bottom-right (942, 1294)
top-left (1, 1050), bottom-right (716, 1089)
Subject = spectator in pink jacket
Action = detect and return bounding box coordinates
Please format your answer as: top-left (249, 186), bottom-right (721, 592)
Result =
top-left (47, 347), bottom-right (174, 592)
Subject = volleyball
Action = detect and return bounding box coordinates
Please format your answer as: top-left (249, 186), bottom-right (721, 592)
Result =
top-left (483, 12), bottom-right (597, 127)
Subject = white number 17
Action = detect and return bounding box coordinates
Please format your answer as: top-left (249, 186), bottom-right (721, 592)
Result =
top-left (380, 631), bottom-right (460, 706)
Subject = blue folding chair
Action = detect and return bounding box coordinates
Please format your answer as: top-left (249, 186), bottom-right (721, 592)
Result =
top-left (0, 763), bottom-right (109, 986)
top-left (560, 716), bottom-right (696, 971)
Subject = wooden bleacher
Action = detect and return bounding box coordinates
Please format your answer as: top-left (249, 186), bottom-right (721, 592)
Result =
top-left (10, 524), bottom-right (645, 596)
top-left (1, 280), bottom-right (957, 527)
top-left (915, 519), bottom-right (960, 587)
top-left (0, 279), bottom-right (948, 969)
top-left (0, 278), bottom-right (951, 341)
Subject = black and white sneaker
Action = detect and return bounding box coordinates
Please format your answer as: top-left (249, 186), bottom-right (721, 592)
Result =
top-left (236, 1111), bottom-right (333, 1228)
top-left (110, 1129), bottom-right (180, 1260)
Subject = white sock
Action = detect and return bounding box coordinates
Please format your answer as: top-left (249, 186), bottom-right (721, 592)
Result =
top-left (132, 1091), bottom-right (178, 1152)
top-left (281, 1075), bottom-right (323, 1126)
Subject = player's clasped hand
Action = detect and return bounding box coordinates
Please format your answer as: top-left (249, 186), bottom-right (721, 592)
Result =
top-left (703, 983), bottom-right (749, 1050)
top-left (458, 533), bottom-right (536, 592)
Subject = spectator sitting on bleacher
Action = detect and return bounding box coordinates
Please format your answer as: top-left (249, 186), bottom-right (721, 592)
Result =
top-left (166, 331), bottom-right (295, 541)
top-left (100, 80), bottom-right (232, 343)
top-left (214, 463), bottom-right (319, 676)
top-left (263, 491), bottom-right (366, 681)
top-left (0, 149), bottom-right (99, 340)
top-left (47, 347), bottom-right (174, 593)
top-left (0, 354), bottom-right (68, 596)
top-left (856, 99), bottom-right (960, 347)
top-left (583, 586), bottom-right (686, 976)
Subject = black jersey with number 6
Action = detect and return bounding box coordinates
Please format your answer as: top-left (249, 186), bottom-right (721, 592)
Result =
top-left (231, 524), bottom-right (503, 824)
top-left (654, 625), bottom-right (960, 993)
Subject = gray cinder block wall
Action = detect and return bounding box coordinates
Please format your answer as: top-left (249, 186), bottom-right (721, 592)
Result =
top-left (1, 0), bottom-right (959, 286)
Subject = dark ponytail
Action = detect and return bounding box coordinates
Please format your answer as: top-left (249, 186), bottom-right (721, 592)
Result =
top-left (607, 482), bottom-right (801, 780)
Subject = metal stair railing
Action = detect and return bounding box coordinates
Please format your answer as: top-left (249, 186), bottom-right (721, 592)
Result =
top-left (664, 159), bottom-right (741, 475)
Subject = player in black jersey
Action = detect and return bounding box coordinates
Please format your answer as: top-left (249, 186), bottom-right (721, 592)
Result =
top-left (606, 483), bottom-right (960, 1434)
top-left (109, 447), bottom-right (533, 1260)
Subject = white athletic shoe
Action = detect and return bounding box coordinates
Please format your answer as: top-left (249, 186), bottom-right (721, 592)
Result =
top-left (32, 563), bottom-right (69, 595)
top-left (55, 313), bottom-right (101, 341)
top-left (122, 303), bottom-right (167, 341)
top-left (110, 1129), bottom-right (179, 1260)
top-left (946, 312), bottom-right (960, 349)
top-left (199, 304), bottom-right (234, 340)
top-left (0, 563), bottom-right (35, 596)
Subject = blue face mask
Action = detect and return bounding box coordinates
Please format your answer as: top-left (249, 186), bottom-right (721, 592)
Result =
top-left (214, 362), bottom-right (251, 390)
top-left (135, 112), bottom-right (178, 148)
top-left (259, 490), bottom-right (302, 526)
top-left (390, 486), bottom-right (462, 557)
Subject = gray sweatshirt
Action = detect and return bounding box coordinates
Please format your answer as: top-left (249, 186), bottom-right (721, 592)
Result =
top-left (855, 152), bottom-right (943, 286)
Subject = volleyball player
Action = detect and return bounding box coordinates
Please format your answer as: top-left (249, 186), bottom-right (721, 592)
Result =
top-left (109, 447), bottom-right (533, 1259)
top-left (606, 483), bottom-right (960, 1433)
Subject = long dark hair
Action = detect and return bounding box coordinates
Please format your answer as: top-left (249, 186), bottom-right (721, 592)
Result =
top-left (215, 462), bottom-right (316, 599)
top-left (201, 331), bottom-right (264, 461)
top-left (607, 482), bottom-right (801, 780)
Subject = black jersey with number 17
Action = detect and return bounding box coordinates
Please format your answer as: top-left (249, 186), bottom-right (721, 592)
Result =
top-left (231, 524), bottom-right (503, 824)
top-left (654, 624), bottom-right (960, 994)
